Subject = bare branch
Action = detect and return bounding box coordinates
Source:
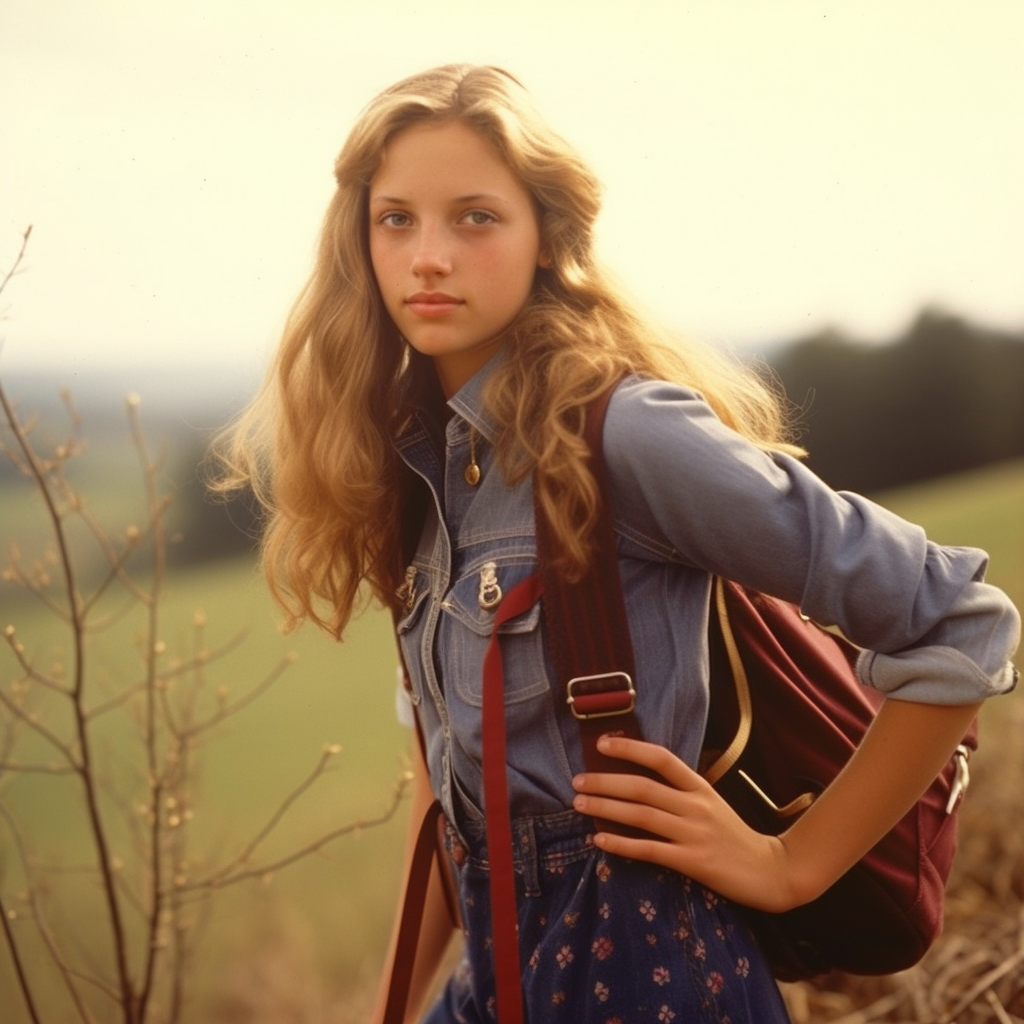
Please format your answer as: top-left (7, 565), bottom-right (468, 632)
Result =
top-left (124, 392), bottom-right (173, 1024)
top-left (84, 680), bottom-right (148, 722)
top-left (76, 501), bottom-right (171, 614)
top-left (79, 593), bottom-right (140, 635)
top-left (3, 546), bottom-right (75, 623)
top-left (0, 888), bottom-right (44, 1024)
top-left (938, 947), bottom-right (1024, 1024)
top-left (197, 746), bottom-right (341, 889)
top-left (181, 651), bottom-right (296, 739)
top-left (85, 628), bottom-right (251, 726)
top-left (0, 803), bottom-right (108, 1022)
top-left (1, 621), bottom-right (73, 696)
top-left (0, 672), bottom-right (81, 769)
top-left (155, 628), bottom-right (250, 684)
top-left (181, 770), bottom-right (412, 895)
top-left (78, 527), bottom-right (150, 616)
top-left (0, 224), bottom-right (31, 299)
top-left (0, 377), bottom-right (136, 1021)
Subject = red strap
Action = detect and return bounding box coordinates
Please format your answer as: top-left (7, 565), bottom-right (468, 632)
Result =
top-left (535, 389), bottom-right (636, 699)
top-left (396, 647), bottom-right (462, 935)
top-left (382, 798), bottom-right (444, 1024)
top-left (385, 626), bottom-right (460, 1023)
top-left (535, 386), bottom-right (653, 808)
top-left (482, 573), bottom-right (542, 1024)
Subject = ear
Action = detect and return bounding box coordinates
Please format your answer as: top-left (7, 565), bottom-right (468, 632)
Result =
top-left (537, 248), bottom-right (552, 269)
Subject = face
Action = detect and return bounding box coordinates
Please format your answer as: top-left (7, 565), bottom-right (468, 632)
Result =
top-left (369, 120), bottom-right (547, 396)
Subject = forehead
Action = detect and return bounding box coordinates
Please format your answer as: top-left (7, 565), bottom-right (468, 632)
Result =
top-left (370, 120), bottom-right (530, 202)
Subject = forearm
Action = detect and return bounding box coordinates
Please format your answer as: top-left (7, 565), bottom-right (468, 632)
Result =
top-left (371, 746), bottom-right (459, 1024)
top-left (776, 697), bottom-right (981, 907)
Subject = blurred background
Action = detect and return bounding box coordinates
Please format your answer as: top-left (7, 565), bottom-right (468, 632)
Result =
top-left (1, 1), bottom-right (1022, 1021)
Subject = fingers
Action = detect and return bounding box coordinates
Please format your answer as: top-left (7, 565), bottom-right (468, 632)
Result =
top-left (571, 790), bottom-right (683, 839)
top-left (568, 737), bottom-right (721, 879)
top-left (572, 770), bottom-right (678, 805)
top-left (570, 737), bottom-right (709, 840)
top-left (589, 734), bottom-right (698, 789)
top-left (589, 830), bottom-right (684, 872)
top-left (573, 735), bottom-right (701, 795)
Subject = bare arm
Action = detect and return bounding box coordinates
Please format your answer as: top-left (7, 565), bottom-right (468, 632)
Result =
top-left (370, 740), bottom-right (460, 1024)
top-left (571, 698), bottom-right (981, 912)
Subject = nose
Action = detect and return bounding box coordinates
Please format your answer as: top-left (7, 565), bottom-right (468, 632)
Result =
top-left (410, 223), bottom-right (452, 278)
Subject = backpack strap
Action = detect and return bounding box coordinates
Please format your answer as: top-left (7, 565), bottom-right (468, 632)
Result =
top-left (382, 635), bottom-right (460, 1024)
top-left (381, 797), bottom-right (445, 1024)
top-left (535, 385), bottom-right (647, 788)
top-left (481, 572), bottom-right (543, 1024)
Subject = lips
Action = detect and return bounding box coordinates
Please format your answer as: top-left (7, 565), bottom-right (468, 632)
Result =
top-left (406, 291), bottom-right (464, 317)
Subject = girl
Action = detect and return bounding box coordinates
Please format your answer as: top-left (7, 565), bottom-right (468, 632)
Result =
top-left (216, 65), bottom-right (1020, 1022)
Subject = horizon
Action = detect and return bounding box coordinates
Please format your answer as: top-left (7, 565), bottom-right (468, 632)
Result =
top-left (2, 302), bottom-right (1020, 426)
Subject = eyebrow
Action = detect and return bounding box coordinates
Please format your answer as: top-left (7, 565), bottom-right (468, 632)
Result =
top-left (369, 193), bottom-right (510, 206)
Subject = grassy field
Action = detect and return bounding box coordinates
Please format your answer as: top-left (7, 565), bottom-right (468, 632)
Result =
top-left (1, 457), bottom-right (1021, 1022)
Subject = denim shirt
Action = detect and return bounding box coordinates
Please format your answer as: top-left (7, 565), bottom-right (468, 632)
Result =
top-left (394, 360), bottom-right (1021, 828)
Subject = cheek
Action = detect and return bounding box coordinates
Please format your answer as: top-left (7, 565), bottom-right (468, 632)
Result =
top-left (368, 245), bottom-right (400, 303)
top-left (477, 236), bottom-right (541, 287)
top-left (367, 239), bottom-right (387, 283)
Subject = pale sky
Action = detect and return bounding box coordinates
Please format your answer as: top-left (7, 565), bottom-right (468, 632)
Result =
top-left (1, 0), bottom-right (1022, 381)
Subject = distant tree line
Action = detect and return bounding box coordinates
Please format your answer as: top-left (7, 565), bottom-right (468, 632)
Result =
top-left (169, 454), bottom-right (263, 566)
top-left (768, 309), bottom-right (1024, 494)
top-left (166, 309), bottom-right (1023, 565)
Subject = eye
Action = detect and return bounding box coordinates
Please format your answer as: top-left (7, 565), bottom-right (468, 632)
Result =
top-left (377, 211), bottom-right (412, 228)
top-left (460, 209), bottom-right (498, 226)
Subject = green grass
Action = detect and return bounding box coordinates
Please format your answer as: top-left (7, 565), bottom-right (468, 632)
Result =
top-left (1, 456), bottom-right (1021, 1022)
top-left (871, 458), bottom-right (1024, 610)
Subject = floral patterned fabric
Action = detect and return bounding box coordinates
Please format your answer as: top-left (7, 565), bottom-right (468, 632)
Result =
top-left (423, 810), bottom-right (792, 1023)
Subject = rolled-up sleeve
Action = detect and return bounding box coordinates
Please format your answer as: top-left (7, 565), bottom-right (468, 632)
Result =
top-left (857, 580), bottom-right (1020, 702)
top-left (603, 378), bottom-right (1021, 705)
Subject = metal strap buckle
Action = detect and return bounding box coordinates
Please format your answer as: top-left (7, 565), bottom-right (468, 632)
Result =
top-left (566, 672), bottom-right (636, 720)
top-left (945, 743), bottom-right (972, 814)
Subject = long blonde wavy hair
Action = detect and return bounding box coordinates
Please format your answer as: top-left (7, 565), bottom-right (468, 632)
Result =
top-left (214, 64), bottom-right (801, 639)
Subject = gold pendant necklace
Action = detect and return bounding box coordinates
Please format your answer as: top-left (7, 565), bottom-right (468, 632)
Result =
top-left (464, 428), bottom-right (482, 486)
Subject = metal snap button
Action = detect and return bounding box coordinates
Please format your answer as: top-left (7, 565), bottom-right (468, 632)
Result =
top-left (478, 561), bottom-right (503, 610)
top-left (395, 565), bottom-right (418, 611)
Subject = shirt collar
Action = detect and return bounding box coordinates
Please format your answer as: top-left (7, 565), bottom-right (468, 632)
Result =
top-left (445, 350), bottom-right (504, 444)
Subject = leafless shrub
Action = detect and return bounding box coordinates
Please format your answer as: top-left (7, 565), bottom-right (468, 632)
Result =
top-left (0, 229), bottom-right (410, 1024)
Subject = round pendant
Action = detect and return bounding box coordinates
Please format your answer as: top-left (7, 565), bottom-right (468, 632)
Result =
top-left (464, 462), bottom-right (482, 486)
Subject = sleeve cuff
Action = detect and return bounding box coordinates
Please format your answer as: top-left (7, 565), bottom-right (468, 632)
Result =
top-left (857, 646), bottom-right (1019, 704)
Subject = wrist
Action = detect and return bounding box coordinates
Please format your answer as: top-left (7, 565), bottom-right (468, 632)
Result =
top-left (767, 831), bottom-right (832, 911)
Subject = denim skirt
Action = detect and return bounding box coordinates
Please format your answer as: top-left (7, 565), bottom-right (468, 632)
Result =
top-left (423, 809), bottom-right (793, 1024)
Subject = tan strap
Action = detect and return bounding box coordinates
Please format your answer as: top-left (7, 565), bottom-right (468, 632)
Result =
top-left (702, 577), bottom-right (753, 786)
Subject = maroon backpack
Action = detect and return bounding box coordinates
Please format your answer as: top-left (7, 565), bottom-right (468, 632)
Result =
top-left (535, 386), bottom-right (976, 980)
top-left (384, 388), bottom-right (979, 1023)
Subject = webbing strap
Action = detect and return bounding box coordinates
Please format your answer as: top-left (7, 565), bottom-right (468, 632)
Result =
top-left (535, 387), bottom-right (636, 700)
top-left (482, 572), bottom-right (543, 1024)
top-left (535, 387), bottom-right (648, 796)
top-left (381, 798), bottom-right (444, 1024)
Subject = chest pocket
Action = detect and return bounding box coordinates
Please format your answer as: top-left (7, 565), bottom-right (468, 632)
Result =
top-left (440, 557), bottom-right (550, 708)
